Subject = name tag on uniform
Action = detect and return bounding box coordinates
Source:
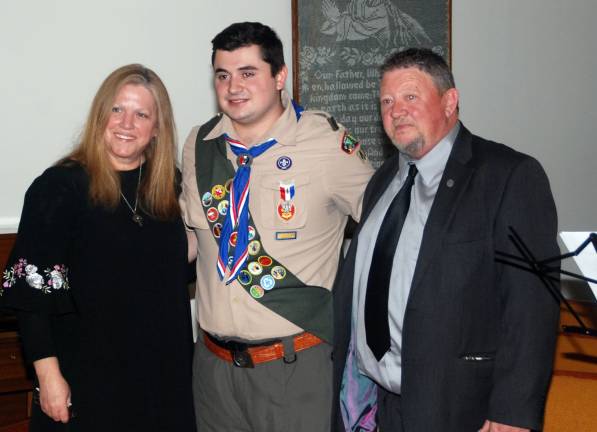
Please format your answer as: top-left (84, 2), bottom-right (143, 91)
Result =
top-left (275, 231), bottom-right (298, 241)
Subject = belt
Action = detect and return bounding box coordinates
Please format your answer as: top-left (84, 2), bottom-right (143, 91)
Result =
top-left (203, 331), bottom-right (323, 368)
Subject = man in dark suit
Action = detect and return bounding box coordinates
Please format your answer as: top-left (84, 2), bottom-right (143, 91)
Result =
top-left (332, 48), bottom-right (560, 432)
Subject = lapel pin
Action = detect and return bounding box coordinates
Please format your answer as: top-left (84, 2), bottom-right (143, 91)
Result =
top-left (447, 179), bottom-right (455, 188)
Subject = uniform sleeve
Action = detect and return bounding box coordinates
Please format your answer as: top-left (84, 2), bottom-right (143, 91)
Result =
top-left (487, 157), bottom-right (560, 430)
top-left (1, 167), bottom-right (78, 315)
top-left (322, 126), bottom-right (375, 222)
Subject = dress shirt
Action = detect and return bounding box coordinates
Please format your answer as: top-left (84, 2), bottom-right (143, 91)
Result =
top-left (354, 123), bottom-right (460, 393)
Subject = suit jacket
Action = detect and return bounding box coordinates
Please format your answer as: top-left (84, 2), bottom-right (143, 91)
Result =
top-left (332, 125), bottom-right (560, 431)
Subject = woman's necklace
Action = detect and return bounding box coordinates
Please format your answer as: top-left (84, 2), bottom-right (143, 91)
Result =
top-left (120, 164), bottom-right (143, 227)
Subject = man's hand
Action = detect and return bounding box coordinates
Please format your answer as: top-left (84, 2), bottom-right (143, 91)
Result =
top-left (479, 420), bottom-right (529, 432)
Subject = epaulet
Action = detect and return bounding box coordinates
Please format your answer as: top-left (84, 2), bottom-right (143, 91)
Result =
top-left (299, 110), bottom-right (340, 131)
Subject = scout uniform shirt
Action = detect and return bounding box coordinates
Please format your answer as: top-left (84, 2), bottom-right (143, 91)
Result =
top-left (181, 91), bottom-right (374, 341)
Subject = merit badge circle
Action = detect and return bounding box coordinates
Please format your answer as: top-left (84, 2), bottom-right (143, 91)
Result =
top-left (218, 200), bottom-right (229, 216)
top-left (248, 226), bottom-right (256, 241)
top-left (258, 256), bottom-right (273, 267)
top-left (211, 184), bottom-right (226, 200)
top-left (260, 275), bottom-right (276, 291)
top-left (271, 265), bottom-right (287, 280)
top-left (201, 192), bottom-right (213, 207)
top-left (212, 223), bottom-right (222, 238)
top-left (276, 156), bottom-right (292, 170)
top-left (277, 201), bottom-right (295, 221)
top-left (238, 270), bottom-right (252, 286)
top-left (250, 285), bottom-right (265, 299)
top-left (206, 207), bottom-right (219, 222)
top-left (248, 240), bottom-right (261, 256)
top-left (247, 261), bottom-right (263, 276)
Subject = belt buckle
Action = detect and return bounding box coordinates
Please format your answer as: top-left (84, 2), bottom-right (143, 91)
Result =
top-left (230, 342), bottom-right (254, 368)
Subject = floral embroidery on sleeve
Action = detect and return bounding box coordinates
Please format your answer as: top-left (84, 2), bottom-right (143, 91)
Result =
top-left (1, 258), bottom-right (70, 296)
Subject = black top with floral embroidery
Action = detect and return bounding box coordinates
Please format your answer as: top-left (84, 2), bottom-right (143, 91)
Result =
top-left (1, 162), bottom-right (196, 432)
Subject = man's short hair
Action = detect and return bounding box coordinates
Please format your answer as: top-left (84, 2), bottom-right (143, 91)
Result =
top-left (380, 48), bottom-right (455, 94)
top-left (211, 22), bottom-right (285, 76)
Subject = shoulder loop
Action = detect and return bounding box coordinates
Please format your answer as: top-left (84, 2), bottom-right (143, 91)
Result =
top-left (302, 111), bottom-right (340, 131)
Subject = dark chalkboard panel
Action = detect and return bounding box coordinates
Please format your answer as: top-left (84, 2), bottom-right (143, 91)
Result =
top-left (293, 0), bottom-right (451, 168)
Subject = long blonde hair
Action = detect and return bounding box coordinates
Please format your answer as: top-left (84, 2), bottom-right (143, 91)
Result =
top-left (62, 64), bottom-right (179, 220)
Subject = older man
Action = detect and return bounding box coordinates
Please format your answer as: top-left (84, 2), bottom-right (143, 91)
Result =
top-left (332, 48), bottom-right (560, 431)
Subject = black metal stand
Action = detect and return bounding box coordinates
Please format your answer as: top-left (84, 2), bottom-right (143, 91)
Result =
top-left (495, 229), bottom-right (597, 337)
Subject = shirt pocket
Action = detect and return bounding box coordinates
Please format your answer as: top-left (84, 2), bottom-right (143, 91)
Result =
top-left (258, 173), bottom-right (310, 230)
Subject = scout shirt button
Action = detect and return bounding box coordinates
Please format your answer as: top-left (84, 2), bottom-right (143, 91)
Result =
top-left (260, 275), bottom-right (276, 291)
top-left (447, 179), bottom-right (455, 188)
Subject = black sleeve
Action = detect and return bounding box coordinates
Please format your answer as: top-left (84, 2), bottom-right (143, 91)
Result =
top-left (16, 310), bottom-right (56, 363)
top-left (1, 165), bottom-right (79, 315)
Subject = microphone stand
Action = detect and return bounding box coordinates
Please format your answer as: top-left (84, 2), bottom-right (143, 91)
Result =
top-left (495, 229), bottom-right (597, 337)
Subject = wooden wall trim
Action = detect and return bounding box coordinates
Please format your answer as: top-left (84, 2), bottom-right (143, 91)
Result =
top-left (0, 234), bottom-right (17, 274)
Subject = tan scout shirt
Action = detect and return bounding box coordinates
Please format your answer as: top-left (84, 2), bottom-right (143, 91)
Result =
top-left (181, 92), bottom-right (374, 340)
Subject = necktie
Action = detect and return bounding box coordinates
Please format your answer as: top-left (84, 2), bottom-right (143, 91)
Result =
top-left (217, 135), bottom-right (278, 283)
top-left (365, 163), bottom-right (418, 361)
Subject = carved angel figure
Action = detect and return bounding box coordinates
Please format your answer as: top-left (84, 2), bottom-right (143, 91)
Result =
top-left (321, 0), bottom-right (431, 47)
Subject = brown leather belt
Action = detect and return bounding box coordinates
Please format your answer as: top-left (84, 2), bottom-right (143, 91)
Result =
top-left (204, 331), bottom-right (323, 368)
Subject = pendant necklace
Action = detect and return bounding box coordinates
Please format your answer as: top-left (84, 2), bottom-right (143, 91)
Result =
top-left (120, 164), bottom-right (144, 227)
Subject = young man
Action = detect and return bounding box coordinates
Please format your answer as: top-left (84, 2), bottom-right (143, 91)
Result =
top-left (180, 22), bottom-right (373, 431)
top-left (332, 48), bottom-right (560, 432)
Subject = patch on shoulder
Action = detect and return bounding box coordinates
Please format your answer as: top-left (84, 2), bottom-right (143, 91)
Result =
top-left (341, 132), bottom-right (360, 155)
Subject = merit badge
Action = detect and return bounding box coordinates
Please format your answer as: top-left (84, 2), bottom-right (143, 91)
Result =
top-left (276, 156), bottom-right (292, 170)
top-left (271, 265), bottom-right (287, 280)
top-left (225, 178), bottom-right (233, 192)
top-left (238, 270), bottom-right (252, 286)
top-left (206, 207), bottom-right (219, 222)
top-left (258, 256), bottom-right (273, 267)
top-left (248, 240), bottom-right (261, 256)
top-left (211, 184), bottom-right (226, 200)
top-left (250, 285), bottom-right (265, 299)
top-left (279, 181), bottom-right (295, 201)
top-left (201, 192), bottom-right (213, 207)
top-left (218, 200), bottom-right (229, 216)
top-left (260, 275), bottom-right (276, 291)
top-left (277, 201), bottom-right (296, 222)
top-left (229, 231), bottom-right (238, 247)
top-left (247, 261), bottom-right (263, 276)
top-left (248, 226), bottom-right (256, 241)
top-left (212, 223), bottom-right (222, 238)
top-left (341, 132), bottom-right (359, 155)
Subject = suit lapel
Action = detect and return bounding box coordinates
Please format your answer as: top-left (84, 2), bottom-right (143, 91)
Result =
top-left (408, 126), bottom-right (477, 300)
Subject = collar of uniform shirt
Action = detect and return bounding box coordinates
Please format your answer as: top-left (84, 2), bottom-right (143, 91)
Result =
top-left (398, 122), bottom-right (461, 187)
top-left (206, 90), bottom-right (298, 147)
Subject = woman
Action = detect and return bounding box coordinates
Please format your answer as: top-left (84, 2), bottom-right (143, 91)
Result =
top-left (0, 64), bottom-right (196, 431)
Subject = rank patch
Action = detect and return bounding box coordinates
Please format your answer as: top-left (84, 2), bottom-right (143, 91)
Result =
top-left (341, 132), bottom-right (359, 154)
top-left (277, 201), bottom-right (296, 221)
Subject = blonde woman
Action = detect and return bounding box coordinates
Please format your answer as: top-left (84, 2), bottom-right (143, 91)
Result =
top-left (1, 64), bottom-right (195, 431)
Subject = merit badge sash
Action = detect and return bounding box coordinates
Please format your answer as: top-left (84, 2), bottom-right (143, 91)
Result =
top-left (193, 117), bottom-right (332, 342)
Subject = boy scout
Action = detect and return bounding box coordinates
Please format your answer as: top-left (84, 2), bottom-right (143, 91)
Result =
top-left (180, 22), bottom-right (373, 431)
